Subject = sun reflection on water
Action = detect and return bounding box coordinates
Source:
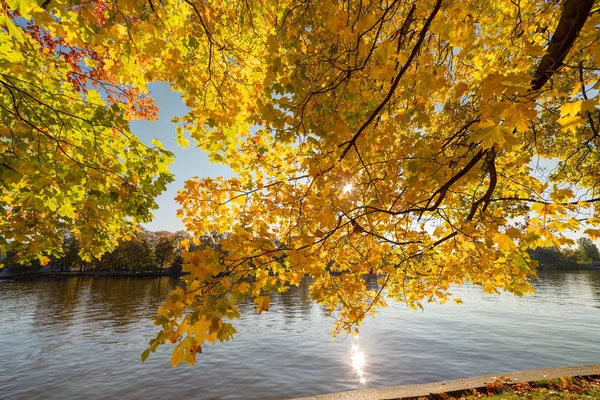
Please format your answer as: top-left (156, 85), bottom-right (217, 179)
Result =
top-left (351, 337), bottom-right (367, 384)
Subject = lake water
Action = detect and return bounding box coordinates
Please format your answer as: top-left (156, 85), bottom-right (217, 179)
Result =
top-left (1, 272), bottom-right (599, 399)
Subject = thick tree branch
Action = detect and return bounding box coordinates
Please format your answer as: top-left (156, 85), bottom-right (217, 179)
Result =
top-left (531, 0), bottom-right (594, 90)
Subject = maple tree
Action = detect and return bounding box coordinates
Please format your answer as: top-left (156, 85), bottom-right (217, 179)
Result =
top-left (0, 0), bottom-right (174, 263)
top-left (3, 0), bottom-right (600, 366)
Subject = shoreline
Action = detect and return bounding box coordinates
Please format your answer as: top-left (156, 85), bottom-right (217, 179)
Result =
top-left (537, 265), bottom-right (600, 271)
top-left (290, 364), bottom-right (600, 400)
top-left (4, 267), bottom-right (599, 280)
top-left (0, 270), bottom-right (180, 280)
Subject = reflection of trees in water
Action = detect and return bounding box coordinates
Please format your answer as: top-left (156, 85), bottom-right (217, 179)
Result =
top-left (85, 278), bottom-right (175, 328)
top-left (31, 277), bottom-right (176, 334)
top-left (532, 271), bottom-right (571, 293)
top-left (22, 273), bottom-right (421, 336)
top-left (533, 271), bottom-right (600, 304)
top-left (287, 274), bottom-right (383, 319)
top-left (278, 278), bottom-right (314, 323)
top-left (33, 278), bottom-right (89, 334)
top-left (235, 277), bottom-right (315, 320)
top-left (146, 277), bottom-right (179, 307)
top-left (236, 274), bottom-right (382, 321)
top-left (583, 271), bottom-right (600, 303)
top-left (364, 274), bottom-right (380, 291)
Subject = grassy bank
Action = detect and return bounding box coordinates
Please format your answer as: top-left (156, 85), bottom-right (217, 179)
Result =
top-left (431, 376), bottom-right (600, 400)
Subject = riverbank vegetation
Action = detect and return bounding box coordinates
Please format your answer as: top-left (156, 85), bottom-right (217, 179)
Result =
top-left (1, 228), bottom-right (191, 277)
top-left (444, 376), bottom-right (600, 400)
top-left (529, 238), bottom-right (600, 270)
top-left (3, 0), bottom-right (600, 366)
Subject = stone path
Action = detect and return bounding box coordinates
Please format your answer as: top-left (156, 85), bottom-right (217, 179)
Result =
top-left (290, 364), bottom-right (600, 400)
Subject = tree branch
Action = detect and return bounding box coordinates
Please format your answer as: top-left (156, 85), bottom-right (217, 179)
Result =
top-left (339, 0), bottom-right (443, 161)
top-left (531, 0), bottom-right (594, 90)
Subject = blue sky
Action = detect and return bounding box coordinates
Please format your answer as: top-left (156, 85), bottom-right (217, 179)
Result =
top-left (131, 83), bottom-right (233, 232)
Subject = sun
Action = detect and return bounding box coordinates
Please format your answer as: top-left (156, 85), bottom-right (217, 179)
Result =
top-left (342, 183), bottom-right (354, 193)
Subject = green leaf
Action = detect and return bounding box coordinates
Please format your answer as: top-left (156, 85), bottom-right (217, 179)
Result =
top-left (58, 203), bottom-right (76, 219)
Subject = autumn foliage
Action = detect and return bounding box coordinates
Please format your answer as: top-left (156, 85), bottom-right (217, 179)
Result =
top-left (3, 0), bottom-right (600, 366)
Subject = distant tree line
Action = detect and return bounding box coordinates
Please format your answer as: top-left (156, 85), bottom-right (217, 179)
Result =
top-left (529, 238), bottom-right (600, 270)
top-left (2, 228), bottom-right (197, 276)
top-left (5, 230), bottom-right (597, 274)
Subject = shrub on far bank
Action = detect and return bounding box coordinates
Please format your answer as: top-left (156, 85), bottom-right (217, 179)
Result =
top-left (528, 237), bottom-right (600, 270)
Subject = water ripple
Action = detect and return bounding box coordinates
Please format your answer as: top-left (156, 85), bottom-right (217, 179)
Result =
top-left (0, 272), bottom-right (599, 399)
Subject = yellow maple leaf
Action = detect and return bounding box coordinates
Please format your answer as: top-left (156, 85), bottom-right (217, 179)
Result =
top-left (471, 120), bottom-right (513, 149)
top-left (502, 104), bottom-right (537, 133)
top-left (559, 101), bottom-right (582, 117)
top-left (495, 233), bottom-right (516, 251)
top-left (254, 296), bottom-right (271, 314)
top-left (584, 229), bottom-right (600, 240)
top-left (557, 116), bottom-right (585, 133)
